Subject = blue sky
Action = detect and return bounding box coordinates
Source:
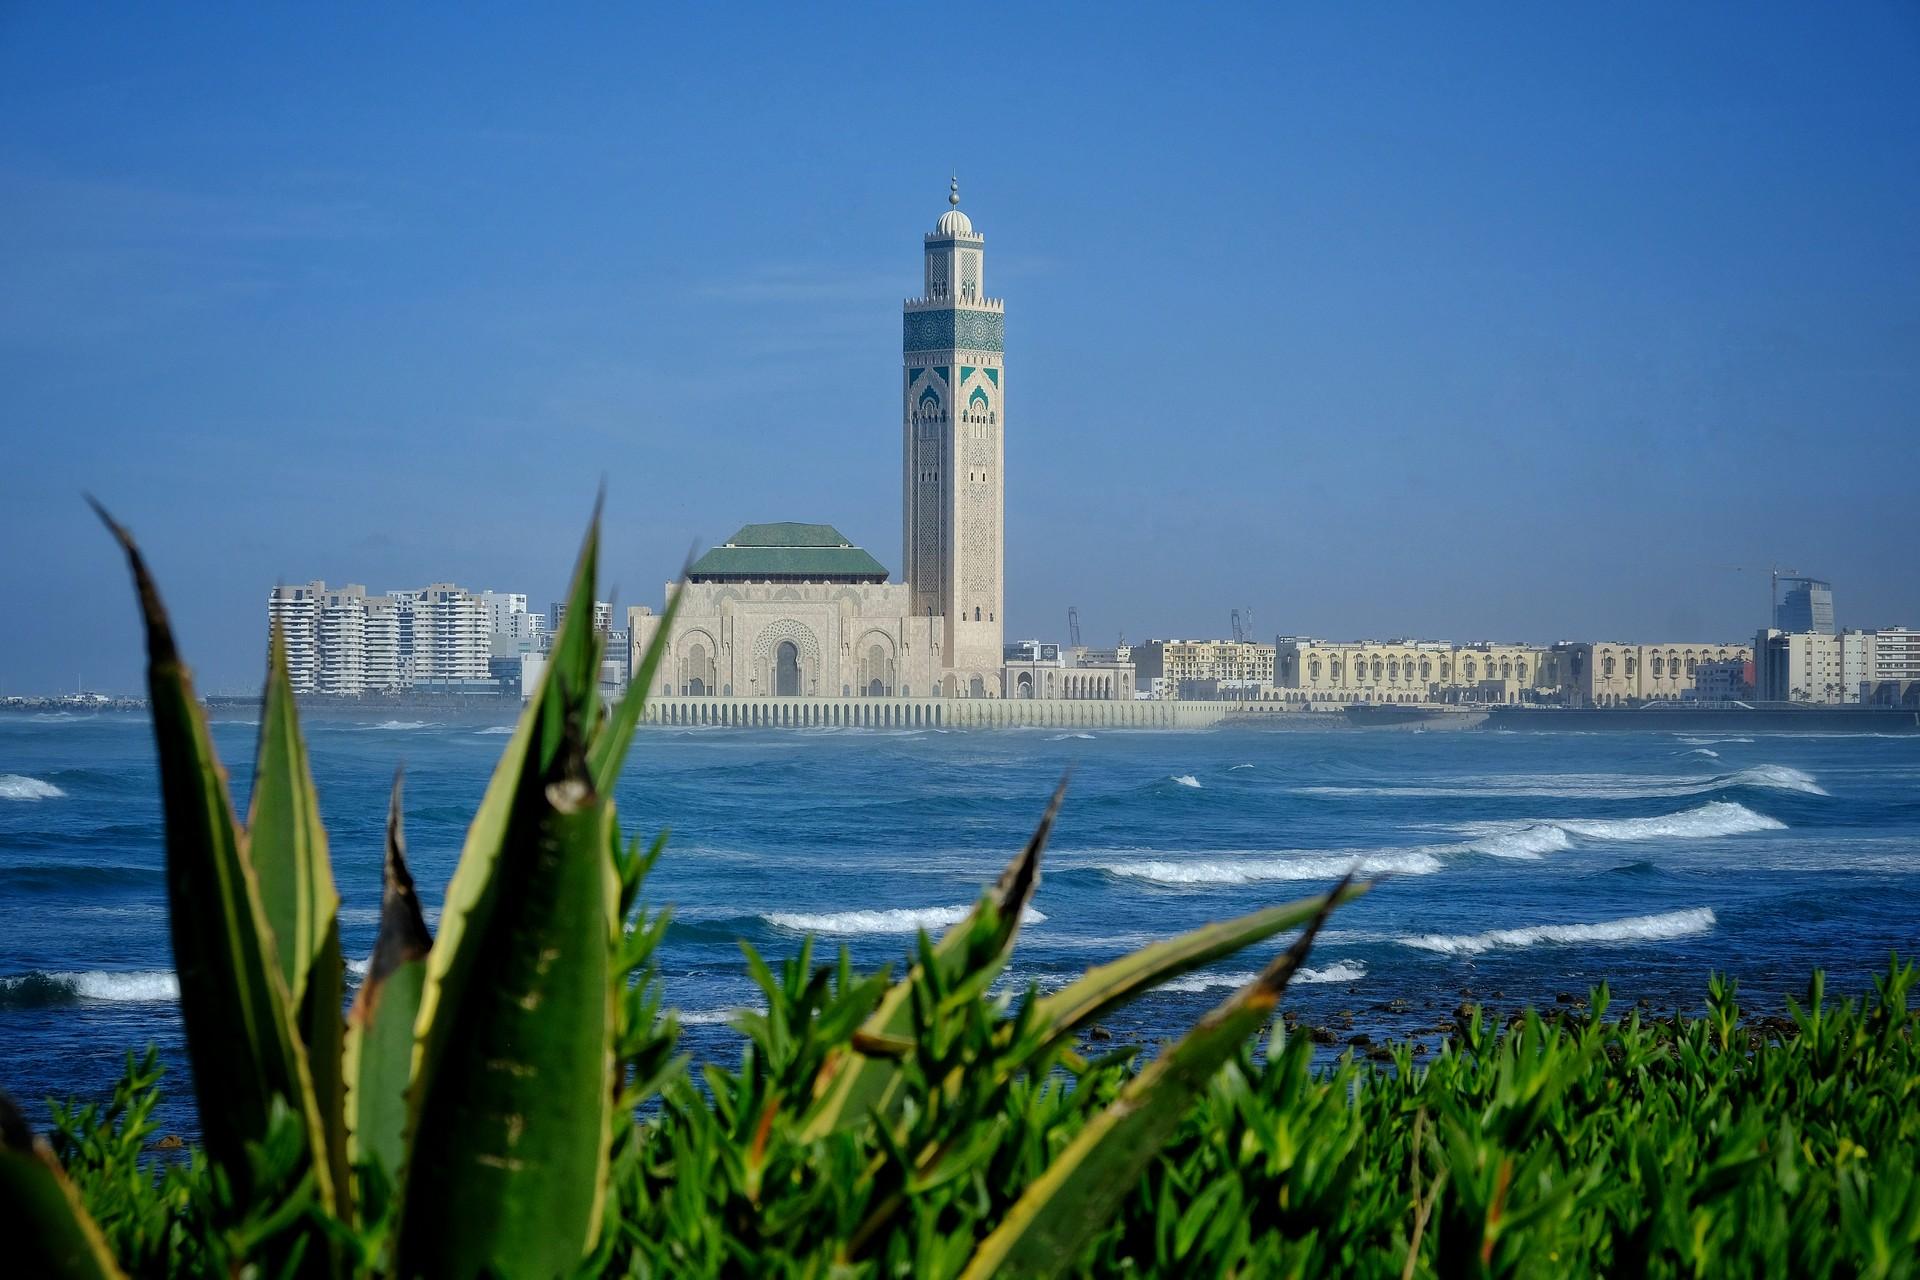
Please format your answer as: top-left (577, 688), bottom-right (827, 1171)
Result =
top-left (2, 4), bottom-right (1915, 694)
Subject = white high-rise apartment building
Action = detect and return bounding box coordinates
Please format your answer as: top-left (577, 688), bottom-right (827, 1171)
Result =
top-left (266, 584), bottom-right (322, 694)
top-left (399, 584), bottom-right (490, 685)
top-left (478, 591), bottom-right (529, 636)
top-left (269, 579), bottom-right (497, 694)
top-left (317, 586), bottom-right (369, 696)
top-left (363, 595), bottom-right (402, 691)
top-left (1873, 628), bottom-right (1920, 681)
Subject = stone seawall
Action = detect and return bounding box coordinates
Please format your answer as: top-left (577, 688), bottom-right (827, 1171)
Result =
top-left (640, 696), bottom-right (1298, 730)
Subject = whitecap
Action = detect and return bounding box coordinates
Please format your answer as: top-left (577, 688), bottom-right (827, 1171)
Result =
top-left (1464, 824), bottom-right (1575, 859)
top-left (1159, 961), bottom-right (1367, 994)
top-left (1680, 748), bottom-right (1719, 759)
top-left (677, 1007), bottom-right (751, 1025)
top-left (1678, 736), bottom-right (1753, 745)
top-left (363, 720), bottom-right (434, 731)
top-left (347, 957), bottom-right (371, 977)
top-left (472, 725), bottom-right (513, 735)
top-left (1048, 732), bottom-right (1096, 741)
top-left (0, 969), bottom-right (180, 1004)
top-left (1457, 802), bottom-right (1783, 858)
top-left (1229, 764), bottom-right (1255, 771)
top-left (1170, 774), bottom-right (1202, 788)
top-left (0, 774), bottom-right (65, 801)
top-left (761, 904), bottom-right (1048, 935)
top-left (1298, 763), bottom-right (1825, 800)
top-left (1400, 907), bottom-right (1715, 956)
top-left (1100, 851), bottom-right (1443, 885)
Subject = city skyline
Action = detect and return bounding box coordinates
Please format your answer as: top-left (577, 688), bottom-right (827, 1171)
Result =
top-left (4, 6), bottom-right (1918, 695)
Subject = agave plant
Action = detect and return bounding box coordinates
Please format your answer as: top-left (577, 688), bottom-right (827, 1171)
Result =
top-left (0, 504), bottom-right (1361, 1279)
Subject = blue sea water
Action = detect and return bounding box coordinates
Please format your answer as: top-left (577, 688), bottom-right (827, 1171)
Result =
top-left (3, 712), bottom-right (1918, 1138)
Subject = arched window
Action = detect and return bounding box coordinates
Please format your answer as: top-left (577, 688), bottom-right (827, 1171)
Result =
top-left (1626, 657), bottom-right (1638, 676)
top-left (1420, 660), bottom-right (1432, 680)
top-left (1309, 659), bottom-right (1321, 681)
top-left (1331, 660), bottom-right (1343, 680)
top-left (1516, 662), bottom-right (1527, 683)
top-left (1465, 660), bottom-right (1477, 680)
top-left (1603, 656), bottom-right (1615, 676)
top-left (968, 675), bottom-right (986, 698)
top-left (974, 606), bottom-right (981, 621)
top-left (1652, 657), bottom-right (1664, 676)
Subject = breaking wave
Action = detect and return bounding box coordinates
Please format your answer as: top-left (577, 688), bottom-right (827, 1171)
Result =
top-left (1159, 961), bottom-right (1367, 993)
top-left (472, 725), bottom-right (513, 735)
top-left (762, 904), bottom-right (1048, 935)
top-left (1400, 907), bottom-right (1716, 956)
top-left (0, 774), bottom-right (65, 801)
top-left (1299, 764), bottom-right (1825, 800)
top-left (0, 969), bottom-right (180, 1008)
top-left (1461, 802), bottom-right (1784, 859)
top-left (362, 720), bottom-right (434, 731)
top-left (1049, 732), bottom-right (1096, 740)
top-left (1170, 774), bottom-right (1202, 788)
top-left (1681, 748), bottom-right (1719, 759)
top-left (1100, 851), bottom-right (1443, 885)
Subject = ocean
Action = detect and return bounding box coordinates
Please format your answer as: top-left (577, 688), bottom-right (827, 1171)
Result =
top-left (3, 712), bottom-right (1917, 1139)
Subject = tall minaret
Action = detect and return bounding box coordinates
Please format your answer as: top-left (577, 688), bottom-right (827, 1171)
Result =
top-left (903, 178), bottom-right (1005, 685)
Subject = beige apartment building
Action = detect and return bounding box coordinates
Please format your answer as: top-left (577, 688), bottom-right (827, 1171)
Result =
top-left (1555, 641), bottom-right (1753, 706)
top-left (1272, 638), bottom-right (1558, 705)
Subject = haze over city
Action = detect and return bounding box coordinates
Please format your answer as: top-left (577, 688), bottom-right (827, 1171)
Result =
top-left (3, 4), bottom-right (1916, 695)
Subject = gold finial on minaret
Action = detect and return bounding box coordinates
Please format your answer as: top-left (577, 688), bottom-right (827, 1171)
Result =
top-left (949, 174), bottom-right (960, 207)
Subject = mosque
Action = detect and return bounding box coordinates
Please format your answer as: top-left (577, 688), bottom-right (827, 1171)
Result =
top-left (630, 182), bottom-right (1131, 707)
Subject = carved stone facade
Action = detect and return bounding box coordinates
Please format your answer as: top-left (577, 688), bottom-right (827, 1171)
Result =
top-left (629, 578), bottom-right (944, 700)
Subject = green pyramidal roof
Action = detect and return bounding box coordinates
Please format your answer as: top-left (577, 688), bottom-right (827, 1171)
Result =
top-left (688, 523), bottom-right (890, 583)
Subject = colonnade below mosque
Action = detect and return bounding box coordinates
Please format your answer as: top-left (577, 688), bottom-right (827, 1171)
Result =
top-left (637, 696), bottom-right (1290, 730)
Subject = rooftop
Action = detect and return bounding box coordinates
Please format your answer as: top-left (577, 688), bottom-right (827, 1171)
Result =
top-left (687, 523), bottom-right (889, 584)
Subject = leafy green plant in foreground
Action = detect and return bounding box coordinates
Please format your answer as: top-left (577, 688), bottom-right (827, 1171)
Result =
top-left (3, 506), bottom-right (1916, 1277)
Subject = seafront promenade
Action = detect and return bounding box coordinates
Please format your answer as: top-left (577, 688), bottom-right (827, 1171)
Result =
top-left (639, 695), bottom-right (1298, 730)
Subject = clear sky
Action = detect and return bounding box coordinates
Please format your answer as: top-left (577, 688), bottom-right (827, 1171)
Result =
top-left (2, 4), bottom-right (1915, 694)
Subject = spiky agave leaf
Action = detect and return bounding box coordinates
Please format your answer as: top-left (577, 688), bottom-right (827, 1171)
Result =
top-left (801, 778), bottom-right (1064, 1139)
top-left (343, 771), bottom-right (432, 1188)
top-left (0, 1091), bottom-right (126, 1280)
top-left (957, 875), bottom-right (1355, 1279)
top-left (92, 502), bottom-right (336, 1216)
top-left (1020, 881), bottom-right (1370, 1061)
top-left (588, 577), bottom-right (684, 796)
top-left (396, 516), bottom-right (619, 1279)
top-left (248, 622), bottom-right (349, 1215)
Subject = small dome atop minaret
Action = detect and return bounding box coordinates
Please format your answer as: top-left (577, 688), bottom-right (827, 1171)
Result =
top-left (935, 175), bottom-right (974, 236)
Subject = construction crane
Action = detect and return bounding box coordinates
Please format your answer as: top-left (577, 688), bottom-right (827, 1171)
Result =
top-left (1230, 609), bottom-right (1244, 643)
top-left (1067, 606), bottom-right (1082, 648)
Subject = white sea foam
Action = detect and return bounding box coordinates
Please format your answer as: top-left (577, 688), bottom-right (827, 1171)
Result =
top-left (347, 957), bottom-right (371, 977)
top-left (1558, 802), bottom-right (1784, 842)
top-left (1465, 825), bottom-right (1575, 859)
top-left (1400, 907), bottom-right (1716, 956)
top-left (1679, 736), bottom-right (1753, 745)
top-left (1048, 732), bottom-right (1096, 740)
top-left (1458, 802), bottom-right (1784, 859)
top-left (1681, 748), bottom-right (1719, 759)
top-left (1298, 763), bottom-right (1825, 800)
top-left (0, 774), bottom-right (65, 801)
top-left (0, 970), bottom-right (180, 1003)
top-left (1229, 764), bottom-right (1255, 771)
top-left (762, 904), bottom-right (1048, 935)
top-left (1100, 850), bottom-right (1443, 885)
top-left (1159, 961), bottom-right (1367, 994)
top-left (677, 1007), bottom-right (756, 1025)
top-left (364, 720), bottom-right (433, 731)
top-left (473, 725), bottom-right (513, 735)
top-left (1170, 774), bottom-right (1203, 788)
